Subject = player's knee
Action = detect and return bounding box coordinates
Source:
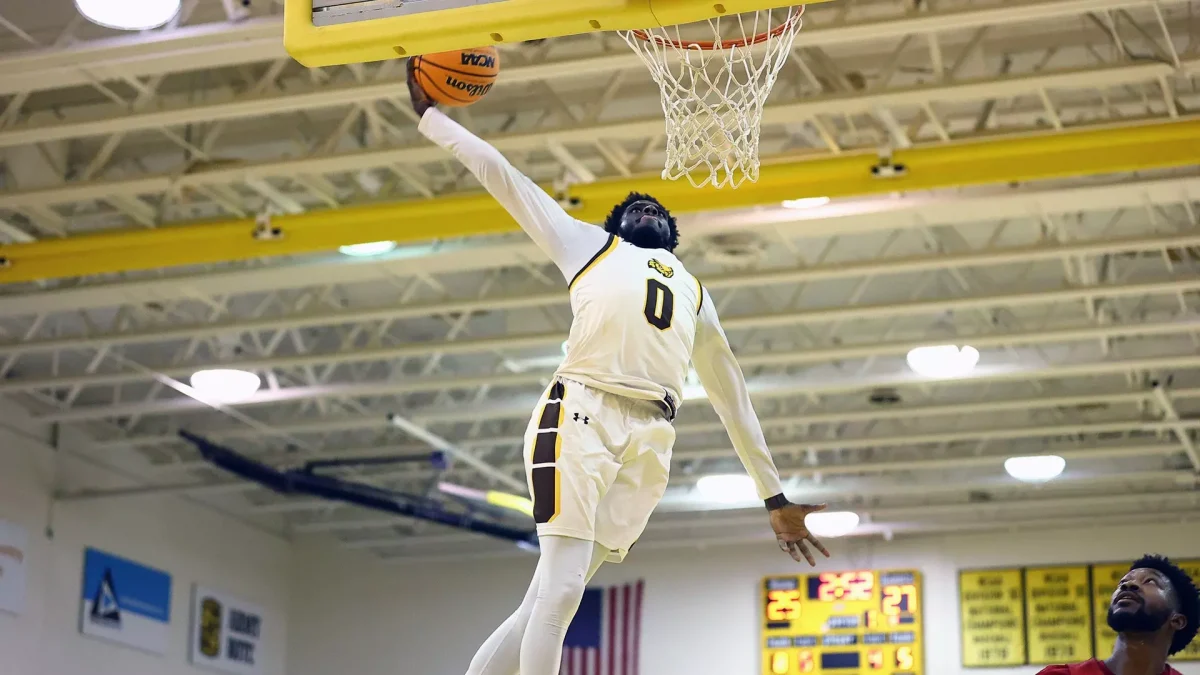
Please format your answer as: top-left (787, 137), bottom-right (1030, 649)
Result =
top-left (537, 572), bottom-right (587, 629)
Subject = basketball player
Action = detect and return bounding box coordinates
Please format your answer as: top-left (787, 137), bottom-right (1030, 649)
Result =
top-left (408, 62), bottom-right (829, 675)
top-left (1039, 555), bottom-right (1198, 675)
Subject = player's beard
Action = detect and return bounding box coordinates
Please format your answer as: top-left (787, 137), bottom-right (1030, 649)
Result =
top-left (621, 218), bottom-right (670, 249)
top-left (1107, 602), bottom-right (1171, 634)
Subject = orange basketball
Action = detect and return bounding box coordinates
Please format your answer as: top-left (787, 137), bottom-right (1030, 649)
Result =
top-left (413, 46), bottom-right (500, 107)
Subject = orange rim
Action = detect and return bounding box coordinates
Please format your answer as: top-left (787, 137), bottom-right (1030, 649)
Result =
top-left (629, 5), bottom-right (804, 50)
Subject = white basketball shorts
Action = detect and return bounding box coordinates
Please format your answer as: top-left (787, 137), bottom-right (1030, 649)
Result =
top-left (524, 376), bottom-right (676, 563)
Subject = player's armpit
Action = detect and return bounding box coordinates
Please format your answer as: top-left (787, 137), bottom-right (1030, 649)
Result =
top-left (416, 108), bottom-right (609, 281)
top-left (692, 290), bottom-right (784, 499)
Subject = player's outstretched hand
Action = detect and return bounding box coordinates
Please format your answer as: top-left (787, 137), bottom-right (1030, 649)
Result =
top-left (406, 58), bottom-right (436, 117)
top-left (769, 502), bottom-right (832, 566)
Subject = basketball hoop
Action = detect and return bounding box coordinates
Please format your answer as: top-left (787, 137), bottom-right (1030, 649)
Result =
top-left (619, 7), bottom-right (805, 189)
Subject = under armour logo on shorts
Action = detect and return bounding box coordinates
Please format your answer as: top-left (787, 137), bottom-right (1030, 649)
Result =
top-left (573, 413), bottom-right (589, 424)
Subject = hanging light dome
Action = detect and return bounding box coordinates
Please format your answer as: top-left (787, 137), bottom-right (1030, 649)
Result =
top-left (906, 344), bottom-right (980, 379)
top-left (190, 369), bottom-right (261, 403)
top-left (1004, 455), bottom-right (1066, 483)
top-left (696, 474), bottom-right (758, 503)
top-left (805, 511), bottom-right (860, 538)
top-left (75, 0), bottom-right (181, 30)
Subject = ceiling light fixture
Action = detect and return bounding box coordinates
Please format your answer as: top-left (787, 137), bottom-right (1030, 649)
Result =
top-left (781, 196), bottom-right (831, 210)
top-left (1004, 455), bottom-right (1066, 483)
top-left (805, 511), bottom-right (860, 538)
top-left (75, 0), bottom-right (181, 30)
top-left (339, 241), bottom-right (397, 257)
top-left (189, 369), bottom-right (261, 403)
top-left (905, 344), bottom-right (980, 379)
top-left (695, 474), bottom-right (757, 503)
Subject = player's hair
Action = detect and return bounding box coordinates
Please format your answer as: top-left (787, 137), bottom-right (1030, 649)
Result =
top-left (1130, 554), bottom-right (1200, 655)
top-left (603, 192), bottom-right (680, 251)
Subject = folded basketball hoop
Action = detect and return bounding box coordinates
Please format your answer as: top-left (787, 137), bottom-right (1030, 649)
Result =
top-left (620, 7), bottom-right (805, 189)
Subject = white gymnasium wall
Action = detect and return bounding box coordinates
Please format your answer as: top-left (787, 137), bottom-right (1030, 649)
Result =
top-left (288, 521), bottom-right (1200, 675)
top-left (0, 402), bottom-right (292, 675)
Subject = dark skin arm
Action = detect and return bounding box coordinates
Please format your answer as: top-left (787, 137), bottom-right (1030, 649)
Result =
top-left (769, 499), bottom-right (831, 566)
top-left (407, 58), bottom-right (437, 117)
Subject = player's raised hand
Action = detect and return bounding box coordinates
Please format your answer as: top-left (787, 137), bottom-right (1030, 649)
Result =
top-left (406, 58), bottom-right (437, 117)
top-left (769, 502), bottom-right (832, 566)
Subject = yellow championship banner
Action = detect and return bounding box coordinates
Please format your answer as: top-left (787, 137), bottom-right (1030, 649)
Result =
top-left (1091, 563), bottom-right (1129, 661)
top-left (1025, 566), bottom-right (1093, 664)
top-left (964, 558), bottom-right (1200, 667)
top-left (762, 570), bottom-right (923, 675)
top-left (959, 569), bottom-right (1026, 667)
top-left (1174, 561), bottom-right (1200, 661)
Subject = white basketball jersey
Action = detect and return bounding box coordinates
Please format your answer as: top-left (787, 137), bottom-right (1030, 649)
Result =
top-left (555, 234), bottom-right (702, 414)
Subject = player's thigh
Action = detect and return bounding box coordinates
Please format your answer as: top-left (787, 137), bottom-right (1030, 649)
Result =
top-left (594, 417), bottom-right (675, 557)
top-left (524, 380), bottom-right (622, 536)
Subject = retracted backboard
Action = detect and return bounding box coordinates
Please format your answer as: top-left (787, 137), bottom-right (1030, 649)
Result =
top-left (284, 0), bottom-right (829, 67)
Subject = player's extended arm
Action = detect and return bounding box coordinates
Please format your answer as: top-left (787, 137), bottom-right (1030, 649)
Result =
top-left (692, 289), bottom-right (784, 499)
top-left (410, 68), bottom-right (608, 280)
top-left (692, 288), bottom-right (831, 566)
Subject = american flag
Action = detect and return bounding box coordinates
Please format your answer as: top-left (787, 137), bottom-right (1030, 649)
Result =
top-left (560, 581), bottom-right (644, 675)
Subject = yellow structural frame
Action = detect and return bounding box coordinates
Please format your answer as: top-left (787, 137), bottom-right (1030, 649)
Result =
top-left (2, 118), bottom-right (1199, 285)
top-left (284, 0), bottom-right (833, 67)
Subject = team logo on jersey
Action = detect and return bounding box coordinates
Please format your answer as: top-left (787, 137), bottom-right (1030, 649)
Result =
top-left (647, 259), bottom-right (674, 278)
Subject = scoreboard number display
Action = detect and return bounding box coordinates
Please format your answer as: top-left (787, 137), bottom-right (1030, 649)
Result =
top-left (961, 559), bottom-right (1200, 667)
top-left (762, 570), bottom-right (923, 675)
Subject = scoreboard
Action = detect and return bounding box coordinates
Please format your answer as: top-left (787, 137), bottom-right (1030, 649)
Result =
top-left (959, 559), bottom-right (1200, 667)
top-left (762, 570), bottom-right (923, 675)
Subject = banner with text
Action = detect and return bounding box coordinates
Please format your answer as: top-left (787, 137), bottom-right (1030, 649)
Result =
top-left (189, 585), bottom-right (266, 675)
top-left (960, 559), bottom-right (1200, 666)
top-left (79, 547), bottom-right (172, 654)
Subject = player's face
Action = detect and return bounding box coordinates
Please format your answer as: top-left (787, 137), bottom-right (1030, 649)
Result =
top-left (1107, 568), bottom-right (1179, 634)
top-left (618, 199), bottom-right (671, 249)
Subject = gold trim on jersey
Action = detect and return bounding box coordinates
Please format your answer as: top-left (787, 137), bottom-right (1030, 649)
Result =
top-left (695, 278), bottom-right (704, 315)
top-left (568, 234), bottom-right (618, 291)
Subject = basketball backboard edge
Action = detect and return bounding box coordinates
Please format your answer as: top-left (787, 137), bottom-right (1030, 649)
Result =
top-left (285, 0), bottom-right (835, 68)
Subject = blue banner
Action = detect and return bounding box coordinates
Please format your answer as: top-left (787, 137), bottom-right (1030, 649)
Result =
top-left (79, 547), bottom-right (172, 655)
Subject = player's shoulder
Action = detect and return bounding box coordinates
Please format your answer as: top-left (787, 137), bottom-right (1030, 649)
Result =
top-left (1035, 659), bottom-right (1106, 675)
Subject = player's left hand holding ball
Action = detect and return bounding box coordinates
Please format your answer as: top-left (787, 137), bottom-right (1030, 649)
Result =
top-left (770, 502), bottom-right (832, 566)
top-left (406, 58), bottom-right (436, 117)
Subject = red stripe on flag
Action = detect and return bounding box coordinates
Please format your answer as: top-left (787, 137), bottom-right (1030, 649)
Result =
top-left (607, 586), bottom-right (617, 675)
top-left (593, 646), bottom-right (601, 675)
top-left (632, 581), bottom-right (643, 675)
top-left (622, 584), bottom-right (631, 675)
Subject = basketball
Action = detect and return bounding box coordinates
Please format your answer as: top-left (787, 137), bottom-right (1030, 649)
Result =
top-left (413, 47), bottom-right (500, 107)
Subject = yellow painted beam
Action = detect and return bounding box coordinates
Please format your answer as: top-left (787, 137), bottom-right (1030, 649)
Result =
top-left (2, 118), bottom-right (1199, 285)
top-left (286, 0), bottom-right (833, 67)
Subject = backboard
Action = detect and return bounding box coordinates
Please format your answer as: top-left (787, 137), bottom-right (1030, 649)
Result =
top-left (284, 0), bottom-right (824, 67)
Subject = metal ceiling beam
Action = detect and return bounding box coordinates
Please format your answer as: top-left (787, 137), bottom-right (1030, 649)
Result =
top-left (4, 57), bottom-right (1196, 215)
top-left (6, 273), bottom-right (1194, 360)
top-left (0, 0), bottom-right (1176, 97)
top-left (0, 18), bottom-right (285, 96)
top-left (108, 387), bottom-right (1187, 460)
top-left (3, 115), bottom-right (1200, 283)
top-left (23, 312), bottom-right (1200, 419)
top-left (2, 43), bottom-right (1193, 149)
top-left (58, 343), bottom-right (1200, 427)
top-left (0, 174), bottom-right (1194, 317)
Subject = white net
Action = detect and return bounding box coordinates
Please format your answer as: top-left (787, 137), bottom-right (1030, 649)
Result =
top-left (619, 7), bottom-right (805, 189)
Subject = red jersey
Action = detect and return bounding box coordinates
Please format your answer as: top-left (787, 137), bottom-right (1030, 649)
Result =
top-left (1038, 659), bottom-right (1182, 675)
